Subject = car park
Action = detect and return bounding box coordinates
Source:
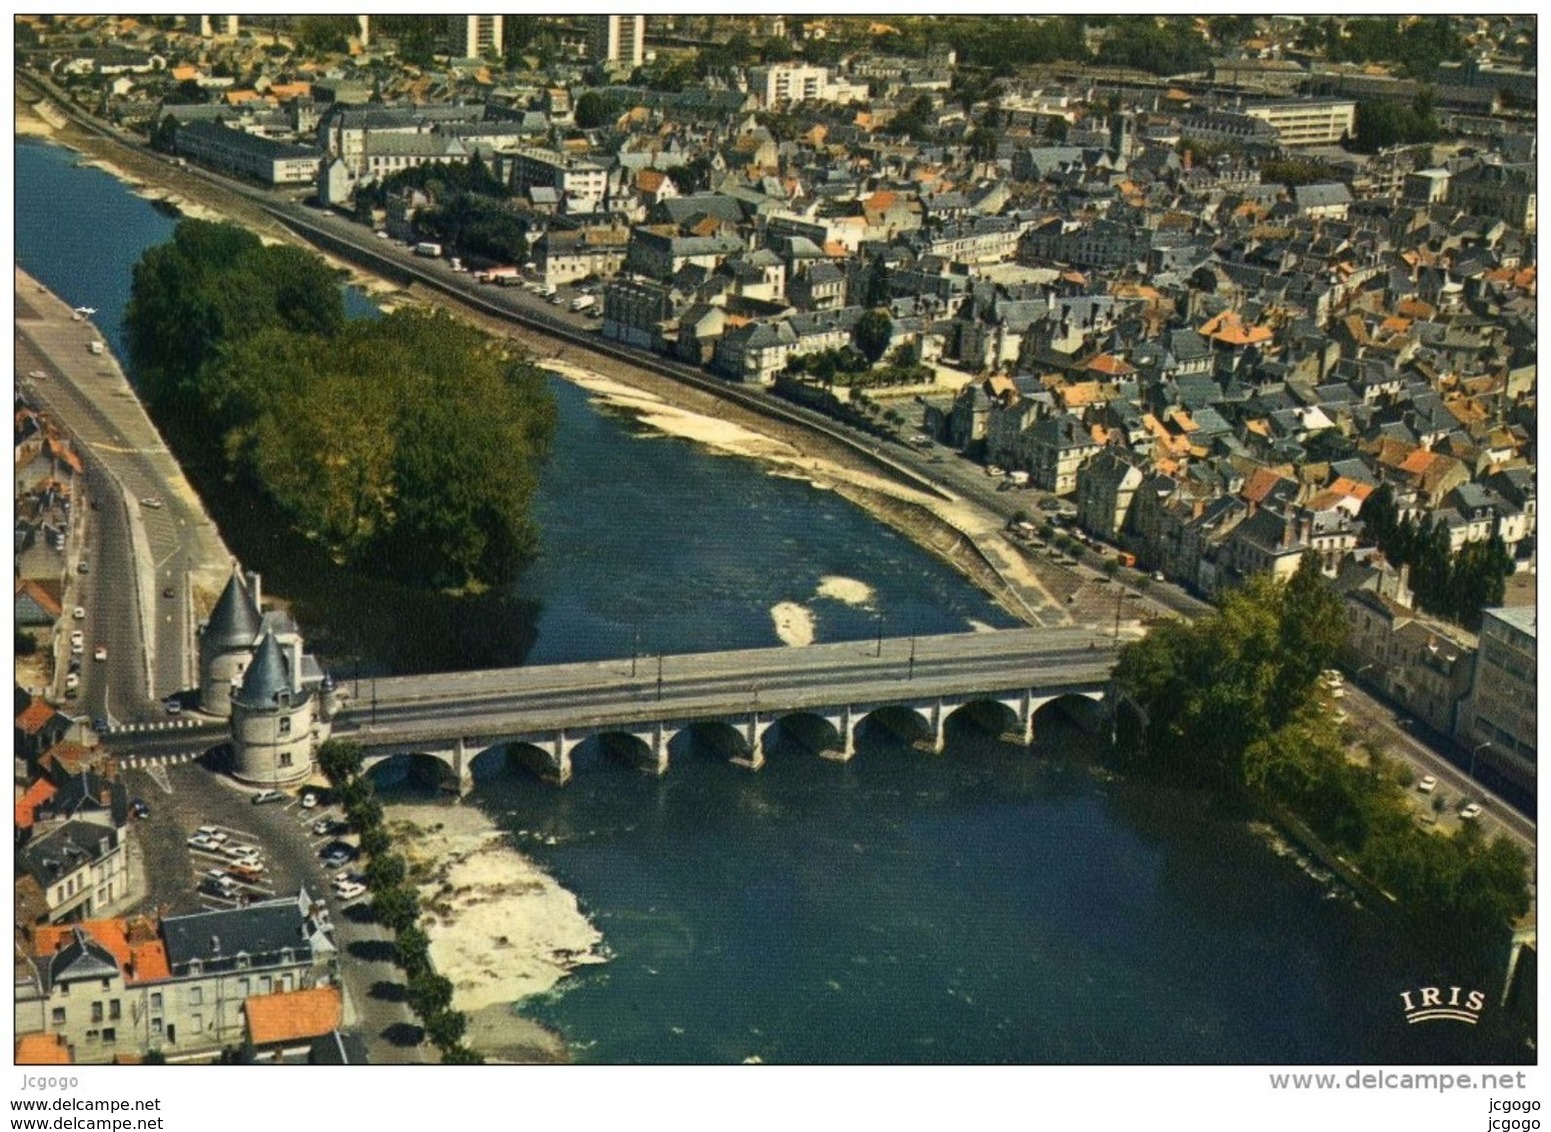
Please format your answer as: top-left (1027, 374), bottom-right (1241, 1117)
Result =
top-left (252, 789), bottom-right (286, 805)
top-left (1417, 775), bottom-right (1438, 794)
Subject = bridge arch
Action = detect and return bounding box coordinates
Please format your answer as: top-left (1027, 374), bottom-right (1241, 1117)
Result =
top-left (943, 698), bottom-right (1023, 745)
top-left (766, 711), bottom-right (848, 761)
top-left (670, 720), bottom-right (764, 770)
top-left (855, 704), bottom-right (936, 755)
top-left (1030, 690), bottom-right (1108, 739)
top-left (362, 750), bottom-right (459, 793)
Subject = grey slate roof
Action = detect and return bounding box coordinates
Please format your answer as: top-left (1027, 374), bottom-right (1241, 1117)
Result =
top-left (232, 631), bottom-right (290, 709)
top-left (47, 928), bottom-right (121, 987)
top-left (205, 569), bottom-right (262, 651)
top-left (161, 892), bottom-right (330, 975)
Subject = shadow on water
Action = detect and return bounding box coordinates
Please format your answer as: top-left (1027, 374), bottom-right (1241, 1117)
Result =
top-left (165, 417), bottom-right (542, 675)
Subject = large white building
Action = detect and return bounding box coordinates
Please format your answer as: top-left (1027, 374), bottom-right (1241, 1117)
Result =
top-left (1241, 99), bottom-right (1358, 146)
top-left (449, 14), bottom-right (502, 59)
top-left (509, 146), bottom-right (608, 213)
top-left (750, 63), bottom-right (867, 108)
top-left (591, 15), bottom-right (645, 68)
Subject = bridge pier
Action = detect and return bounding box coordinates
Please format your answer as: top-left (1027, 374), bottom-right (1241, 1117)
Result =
top-left (731, 714), bottom-right (770, 771)
top-left (548, 731), bottom-right (577, 786)
top-left (453, 737), bottom-right (472, 798)
top-left (818, 706), bottom-right (857, 762)
top-left (643, 722), bottom-right (676, 776)
top-left (915, 699), bottom-right (947, 755)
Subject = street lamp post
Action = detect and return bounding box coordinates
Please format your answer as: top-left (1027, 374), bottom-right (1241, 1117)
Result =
top-left (656, 654), bottom-right (664, 702)
top-left (1469, 741), bottom-right (1490, 802)
top-left (1114, 590), bottom-right (1139, 641)
top-left (875, 610), bottom-right (885, 658)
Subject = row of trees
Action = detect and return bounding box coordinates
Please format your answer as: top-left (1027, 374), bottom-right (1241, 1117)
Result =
top-left (125, 221), bottom-right (556, 591)
top-left (1358, 484), bottom-right (1514, 629)
top-left (1350, 94), bottom-right (1443, 154)
top-left (1299, 16), bottom-right (1465, 82)
top-left (1112, 557), bottom-right (1529, 959)
top-left (316, 740), bottom-right (482, 1063)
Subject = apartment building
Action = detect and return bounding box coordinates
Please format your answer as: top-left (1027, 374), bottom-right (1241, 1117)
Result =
top-left (509, 147), bottom-right (608, 213)
top-left (591, 15), bottom-right (645, 68)
top-left (449, 15), bottom-right (502, 59)
top-left (1241, 99), bottom-right (1358, 146)
top-left (1458, 606), bottom-right (1537, 788)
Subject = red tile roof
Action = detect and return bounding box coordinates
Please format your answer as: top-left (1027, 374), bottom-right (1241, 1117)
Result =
top-left (245, 986), bottom-right (343, 1046)
top-left (16, 1033), bottom-right (71, 1065)
top-left (33, 919), bottom-right (171, 984)
top-left (15, 779), bottom-right (57, 830)
top-left (15, 698), bottom-right (58, 736)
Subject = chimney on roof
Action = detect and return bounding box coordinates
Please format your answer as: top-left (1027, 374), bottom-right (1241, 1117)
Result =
top-left (210, 935), bottom-right (221, 955)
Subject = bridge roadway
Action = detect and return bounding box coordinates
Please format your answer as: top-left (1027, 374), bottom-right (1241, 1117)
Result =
top-left (329, 627), bottom-right (1117, 787)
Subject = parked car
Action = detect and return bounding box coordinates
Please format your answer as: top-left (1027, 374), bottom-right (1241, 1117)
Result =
top-left (301, 792), bottom-right (319, 809)
top-left (93, 645), bottom-right (107, 662)
top-left (227, 862), bottom-right (265, 884)
top-left (186, 833), bottom-right (220, 852)
top-left (130, 799), bottom-right (150, 819)
top-left (196, 826), bottom-right (229, 844)
top-left (65, 673), bottom-right (79, 691)
top-left (72, 606), bottom-right (85, 620)
top-left (1417, 776), bottom-right (1438, 794)
top-left (1459, 802), bottom-right (1483, 821)
top-left (251, 789), bottom-right (286, 805)
top-left (319, 841), bottom-right (357, 868)
top-left (333, 880), bottom-right (367, 901)
top-left (70, 630), bottom-right (84, 648)
top-left (163, 585), bottom-right (176, 599)
top-left (164, 698), bottom-right (181, 715)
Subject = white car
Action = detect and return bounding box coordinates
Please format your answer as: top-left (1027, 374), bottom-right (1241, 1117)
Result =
top-left (333, 880), bottom-right (367, 901)
top-left (72, 606), bottom-right (85, 620)
top-left (70, 630), bottom-right (84, 648)
top-left (1417, 775), bottom-right (1437, 794)
top-left (187, 834), bottom-right (220, 852)
top-left (64, 672), bottom-right (79, 691)
top-left (1459, 803), bottom-right (1483, 821)
top-left (93, 645), bottom-right (107, 662)
top-left (301, 792), bottom-right (319, 809)
top-left (196, 825), bottom-right (229, 844)
top-left (140, 496), bottom-right (163, 509)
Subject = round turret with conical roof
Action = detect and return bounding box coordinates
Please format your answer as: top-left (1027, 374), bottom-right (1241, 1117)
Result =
top-left (198, 566), bottom-right (263, 718)
top-left (229, 629), bottom-right (316, 787)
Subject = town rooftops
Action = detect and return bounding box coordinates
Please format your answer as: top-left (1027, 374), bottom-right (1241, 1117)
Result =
top-left (178, 120), bottom-right (323, 162)
top-left (15, 1033), bottom-right (71, 1065)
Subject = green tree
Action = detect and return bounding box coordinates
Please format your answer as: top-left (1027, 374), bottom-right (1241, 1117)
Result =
top-left (441, 1044), bottom-right (485, 1064)
top-left (853, 309), bottom-right (894, 365)
top-left (422, 1009), bottom-right (467, 1051)
top-left (393, 924), bottom-right (432, 976)
top-left (365, 852), bottom-right (407, 892)
top-left (346, 793), bottom-right (384, 834)
top-left (405, 972), bottom-right (455, 1020)
top-left (371, 885), bottom-right (421, 933)
top-left (863, 255), bottom-right (892, 308)
top-left (317, 738), bottom-right (364, 787)
top-left (573, 91), bottom-right (609, 130)
top-left (359, 824), bottom-right (392, 861)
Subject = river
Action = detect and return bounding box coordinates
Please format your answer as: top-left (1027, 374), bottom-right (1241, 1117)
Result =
top-left (14, 135), bottom-right (1530, 1065)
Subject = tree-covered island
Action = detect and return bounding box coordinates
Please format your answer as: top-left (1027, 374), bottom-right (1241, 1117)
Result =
top-left (125, 220), bottom-right (556, 591)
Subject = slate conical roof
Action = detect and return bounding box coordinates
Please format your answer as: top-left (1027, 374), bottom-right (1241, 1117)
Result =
top-left (232, 631), bottom-right (290, 710)
top-left (205, 568), bottom-right (262, 651)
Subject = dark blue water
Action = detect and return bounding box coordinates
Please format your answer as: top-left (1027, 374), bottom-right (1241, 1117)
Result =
top-left (15, 136), bottom-right (1530, 1066)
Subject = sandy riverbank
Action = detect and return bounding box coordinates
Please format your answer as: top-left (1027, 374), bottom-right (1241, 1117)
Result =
top-left (387, 803), bottom-right (606, 1062)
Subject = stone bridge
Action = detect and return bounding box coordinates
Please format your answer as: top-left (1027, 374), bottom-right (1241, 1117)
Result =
top-left (336, 627), bottom-right (1116, 795)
